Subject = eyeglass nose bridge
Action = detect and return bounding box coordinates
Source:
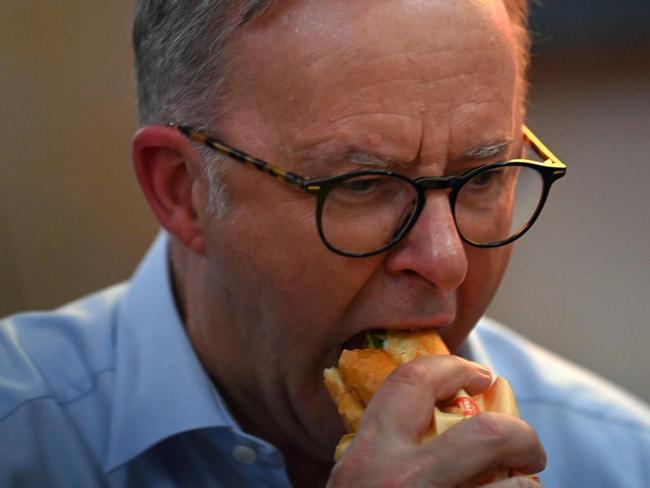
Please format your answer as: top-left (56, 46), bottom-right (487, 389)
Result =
top-left (396, 174), bottom-right (463, 244)
top-left (412, 176), bottom-right (463, 198)
top-left (413, 175), bottom-right (460, 192)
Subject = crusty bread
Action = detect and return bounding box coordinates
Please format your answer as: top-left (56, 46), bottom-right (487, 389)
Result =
top-left (341, 349), bottom-right (396, 402)
top-left (383, 328), bottom-right (449, 362)
top-left (323, 329), bottom-right (449, 436)
top-left (323, 329), bottom-right (539, 486)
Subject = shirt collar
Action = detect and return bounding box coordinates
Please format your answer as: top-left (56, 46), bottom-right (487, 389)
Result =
top-left (104, 231), bottom-right (241, 472)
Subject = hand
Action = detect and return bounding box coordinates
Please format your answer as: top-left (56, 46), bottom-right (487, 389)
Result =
top-left (326, 355), bottom-right (546, 487)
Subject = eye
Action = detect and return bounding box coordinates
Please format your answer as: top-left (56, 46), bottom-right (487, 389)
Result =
top-left (339, 177), bottom-right (384, 193)
top-left (474, 169), bottom-right (499, 185)
top-left (327, 174), bottom-right (413, 207)
top-left (466, 167), bottom-right (507, 189)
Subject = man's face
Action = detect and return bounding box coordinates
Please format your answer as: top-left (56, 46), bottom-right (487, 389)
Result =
top-left (186, 0), bottom-right (520, 461)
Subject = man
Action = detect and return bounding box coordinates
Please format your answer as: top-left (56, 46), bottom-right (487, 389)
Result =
top-left (1, 1), bottom-right (649, 486)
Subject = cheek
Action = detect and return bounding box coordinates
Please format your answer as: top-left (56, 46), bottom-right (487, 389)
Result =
top-left (454, 245), bottom-right (512, 338)
top-left (206, 197), bottom-right (376, 348)
top-left (465, 245), bottom-right (511, 308)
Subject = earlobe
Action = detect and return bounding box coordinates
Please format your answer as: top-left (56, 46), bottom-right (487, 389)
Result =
top-left (132, 125), bottom-right (206, 254)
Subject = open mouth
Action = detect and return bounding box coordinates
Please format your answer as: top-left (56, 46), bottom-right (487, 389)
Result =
top-left (340, 331), bottom-right (369, 352)
top-left (340, 329), bottom-right (386, 352)
top-left (324, 331), bottom-right (377, 369)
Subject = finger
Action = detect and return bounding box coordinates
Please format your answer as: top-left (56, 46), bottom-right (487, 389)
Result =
top-left (361, 355), bottom-right (492, 443)
top-left (426, 412), bottom-right (546, 486)
top-left (480, 476), bottom-right (543, 487)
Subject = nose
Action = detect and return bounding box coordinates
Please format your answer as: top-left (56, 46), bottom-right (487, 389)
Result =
top-left (383, 192), bottom-right (468, 290)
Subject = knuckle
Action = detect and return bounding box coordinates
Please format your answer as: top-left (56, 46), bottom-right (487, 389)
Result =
top-left (447, 354), bottom-right (467, 370)
top-left (468, 412), bottom-right (506, 442)
top-left (327, 450), bottom-right (417, 488)
top-left (465, 414), bottom-right (547, 474)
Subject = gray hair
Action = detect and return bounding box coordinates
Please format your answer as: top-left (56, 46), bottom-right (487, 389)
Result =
top-left (133, 0), bottom-right (273, 127)
top-left (133, 0), bottom-right (273, 215)
top-left (132, 0), bottom-right (530, 215)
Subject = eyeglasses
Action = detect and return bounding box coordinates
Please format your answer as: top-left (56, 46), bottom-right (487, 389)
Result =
top-left (170, 122), bottom-right (566, 258)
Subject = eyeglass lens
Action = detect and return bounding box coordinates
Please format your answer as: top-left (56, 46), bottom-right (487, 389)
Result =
top-left (320, 175), bottom-right (418, 255)
top-left (455, 165), bottom-right (543, 245)
top-left (320, 166), bottom-right (544, 255)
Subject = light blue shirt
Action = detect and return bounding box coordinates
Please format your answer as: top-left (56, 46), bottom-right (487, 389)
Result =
top-left (1, 232), bottom-right (649, 486)
top-left (0, 233), bottom-right (290, 487)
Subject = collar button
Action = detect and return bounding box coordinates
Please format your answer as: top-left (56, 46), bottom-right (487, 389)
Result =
top-left (232, 444), bottom-right (258, 464)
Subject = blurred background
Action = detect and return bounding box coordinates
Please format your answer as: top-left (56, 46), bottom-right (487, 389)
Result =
top-left (1, 2), bottom-right (649, 402)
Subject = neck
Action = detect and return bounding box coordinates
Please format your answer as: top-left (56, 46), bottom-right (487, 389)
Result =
top-left (170, 240), bottom-right (336, 486)
top-left (271, 423), bottom-right (337, 486)
top-left (218, 386), bottom-right (335, 487)
top-left (283, 446), bottom-right (333, 488)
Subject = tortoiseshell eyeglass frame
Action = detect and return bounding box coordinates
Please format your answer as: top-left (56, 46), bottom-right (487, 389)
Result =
top-left (169, 122), bottom-right (567, 257)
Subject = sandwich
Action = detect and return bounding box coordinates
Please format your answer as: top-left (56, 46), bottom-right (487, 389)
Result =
top-left (323, 329), bottom-right (540, 485)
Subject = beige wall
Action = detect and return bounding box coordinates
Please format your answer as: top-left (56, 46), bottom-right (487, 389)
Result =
top-left (1, 1), bottom-right (158, 315)
top-left (488, 51), bottom-right (650, 403)
top-left (2, 3), bottom-right (649, 403)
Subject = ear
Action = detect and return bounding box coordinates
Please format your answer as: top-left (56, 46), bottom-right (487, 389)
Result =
top-left (132, 125), bottom-right (206, 255)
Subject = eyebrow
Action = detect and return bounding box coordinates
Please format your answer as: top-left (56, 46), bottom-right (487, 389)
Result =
top-left (298, 137), bottom-right (514, 173)
top-left (345, 139), bottom-right (514, 169)
top-left (458, 139), bottom-right (513, 161)
top-left (346, 151), bottom-right (398, 168)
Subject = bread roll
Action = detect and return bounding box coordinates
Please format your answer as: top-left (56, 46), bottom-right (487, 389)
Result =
top-left (323, 329), bottom-right (540, 486)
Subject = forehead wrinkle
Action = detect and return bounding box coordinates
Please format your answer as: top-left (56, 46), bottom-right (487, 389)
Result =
top-left (279, 110), bottom-right (423, 168)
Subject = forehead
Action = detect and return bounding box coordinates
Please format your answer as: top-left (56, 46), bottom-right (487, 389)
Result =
top-left (222, 0), bottom-right (518, 165)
